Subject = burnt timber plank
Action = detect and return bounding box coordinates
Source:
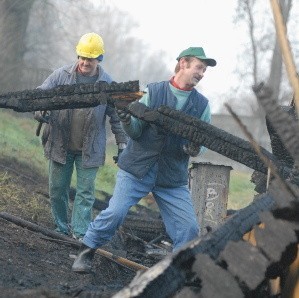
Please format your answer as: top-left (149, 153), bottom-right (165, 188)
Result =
top-left (253, 83), bottom-right (299, 166)
top-left (0, 80), bottom-right (142, 112)
top-left (254, 212), bottom-right (298, 277)
top-left (191, 253), bottom-right (244, 298)
top-left (219, 240), bottom-right (269, 291)
top-left (126, 102), bottom-right (297, 179)
top-left (190, 195), bottom-right (275, 260)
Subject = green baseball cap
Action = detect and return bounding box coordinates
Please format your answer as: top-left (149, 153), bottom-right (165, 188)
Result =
top-left (176, 47), bottom-right (216, 67)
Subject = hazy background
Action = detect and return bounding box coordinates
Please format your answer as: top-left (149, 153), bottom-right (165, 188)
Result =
top-left (1, 0), bottom-right (298, 113)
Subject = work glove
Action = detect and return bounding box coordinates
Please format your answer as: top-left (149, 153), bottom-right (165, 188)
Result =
top-left (183, 142), bottom-right (201, 157)
top-left (128, 101), bottom-right (158, 122)
top-left (113, 143), bottom-right (127, 163)
top-left (34, 111), bottom-right (50, 124)
top-left (116, 109), bottom-right (131, 125)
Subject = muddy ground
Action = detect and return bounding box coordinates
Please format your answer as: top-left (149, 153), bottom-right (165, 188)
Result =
top-left (0, 157), bottom-right (167, 298)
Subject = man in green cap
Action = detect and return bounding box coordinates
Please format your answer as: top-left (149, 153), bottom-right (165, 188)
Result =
top-left (72, 46), bottom-right (216, 273)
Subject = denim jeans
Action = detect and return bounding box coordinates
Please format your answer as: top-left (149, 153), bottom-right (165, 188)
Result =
top-left (49, 152), bottom-right (98, 237)
top-left (84, 163), bottom-right (199, 251)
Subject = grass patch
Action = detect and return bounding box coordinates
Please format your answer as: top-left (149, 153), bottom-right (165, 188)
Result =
top-left (0, 110), bottom-right (119, 196)
top-left (0, 111), bottom-right (47, 176)
top-left (228, 170), bottom-right (257, 210)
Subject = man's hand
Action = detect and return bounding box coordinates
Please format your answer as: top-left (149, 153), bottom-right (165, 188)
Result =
top-left (116, 109), bottom-right (131, 125)
top-left (34, 111), bottom-right (50, 124)
top-left (183, 142), bottom-right (200, 157)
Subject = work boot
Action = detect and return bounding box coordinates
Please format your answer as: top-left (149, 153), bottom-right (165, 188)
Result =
top-left (72, 244), bottom-right (96, 273)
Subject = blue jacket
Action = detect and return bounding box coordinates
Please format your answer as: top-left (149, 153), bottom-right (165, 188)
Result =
top-left (38, 62), bottom-right (128, 168)
top-left (118, 81), bottom-right (208, 187)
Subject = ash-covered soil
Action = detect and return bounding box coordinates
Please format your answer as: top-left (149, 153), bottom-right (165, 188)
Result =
top-left (0, 157), bottom-right (167, 298)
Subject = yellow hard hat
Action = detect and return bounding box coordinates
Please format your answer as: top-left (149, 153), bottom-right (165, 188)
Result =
top-left (76, 32), bottom-right (105, 59)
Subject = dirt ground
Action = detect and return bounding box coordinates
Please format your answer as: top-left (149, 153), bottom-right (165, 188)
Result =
top-left (0, 157), bottom-right (164, 298)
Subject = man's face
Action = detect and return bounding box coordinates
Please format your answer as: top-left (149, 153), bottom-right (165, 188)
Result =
top-left (181, 57), bottom-right (207, 88)
top-left (78, 56), bottom-right (98, 76)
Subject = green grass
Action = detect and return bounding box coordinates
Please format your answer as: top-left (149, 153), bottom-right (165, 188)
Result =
top-left (228, 170), bottom-right (256, 210)
top-left (0, 110), bottom-right (118, 195)
top-left (0, 109), bottom-right (257, 209)
top-left (0, 111), bottom-right (48, 176)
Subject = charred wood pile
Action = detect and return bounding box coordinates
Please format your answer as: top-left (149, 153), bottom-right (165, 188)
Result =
top-left (0, 81), bottom-right (298, 297)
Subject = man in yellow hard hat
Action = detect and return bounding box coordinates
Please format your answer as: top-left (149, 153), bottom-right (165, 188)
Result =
top-left (34, 32), bottom-right (128, 240)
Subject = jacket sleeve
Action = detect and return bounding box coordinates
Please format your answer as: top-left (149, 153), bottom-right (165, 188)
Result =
top-left (36, 69), bottom-right (62, 90)
top-left (106, 105), bottom-right (129, 144)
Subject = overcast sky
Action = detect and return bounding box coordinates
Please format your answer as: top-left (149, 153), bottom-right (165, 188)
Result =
top-left (109, 0), bottom-right (244, 104)
top-left (91, 0), bottom-right (298, 113)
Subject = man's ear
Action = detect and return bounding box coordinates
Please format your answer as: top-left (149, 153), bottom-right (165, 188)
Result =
top-left (179, 57), bottom-right (187, 69)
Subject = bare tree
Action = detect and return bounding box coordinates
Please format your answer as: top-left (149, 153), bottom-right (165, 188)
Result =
top-left (233, 0), bottom-right (294, 109)
top-left (25, 0), bottom-right (171, 90)
top-left (0, 0), bottom-right (36, 92)
top-left (223, 0), bottom-right (294, 144)
top-left (0, 0), bottom-right (171, 93)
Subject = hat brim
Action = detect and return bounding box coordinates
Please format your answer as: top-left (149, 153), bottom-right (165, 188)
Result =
top-left (196, 56), bottom-right (217, 67)
top-left (177, 55), bottom-right (217, 67)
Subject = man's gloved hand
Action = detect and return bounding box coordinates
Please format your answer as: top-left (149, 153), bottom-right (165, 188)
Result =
top-left (113, 143), bottom-right (126, 163)
top-left (183, 142), bottom-right (200, 157)
top-left (34, 111), bottom-right (50, 124)
top-left (128, 101), bottom-right (158, 122)
top-left (116, 109), bottom-right (131, 125)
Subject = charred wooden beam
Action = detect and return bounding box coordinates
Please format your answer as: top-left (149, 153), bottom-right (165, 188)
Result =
top-left (266, 105), bottom-right (296, 168)
top-left (0, 80), bottom-right (142, 112)
top-left (127, 102), bottom-right (295, 180)
top-left (253, 82), bottom-right (299, 166)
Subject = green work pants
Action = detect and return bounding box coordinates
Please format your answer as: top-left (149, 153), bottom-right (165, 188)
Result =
top-left (48, 153), bottom-right (98, 238)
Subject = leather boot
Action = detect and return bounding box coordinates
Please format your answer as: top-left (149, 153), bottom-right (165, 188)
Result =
top-left (72, 244), bottom-right (96, 273)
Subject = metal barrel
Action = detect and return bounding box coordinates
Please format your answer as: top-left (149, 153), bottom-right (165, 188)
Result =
top-left (189, 162), bottom-right (232, 234)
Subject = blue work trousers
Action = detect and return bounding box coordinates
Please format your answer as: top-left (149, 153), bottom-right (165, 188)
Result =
top-left (49, 153), bottom-right (98, 237)
top-left (83, 163), bottom-right (200, 251)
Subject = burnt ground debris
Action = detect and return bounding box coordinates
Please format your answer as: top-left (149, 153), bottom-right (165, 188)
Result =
top-left (2, 155), bottom-right (298, 298)
top-left (0, 157), bottom-right (168, 298)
